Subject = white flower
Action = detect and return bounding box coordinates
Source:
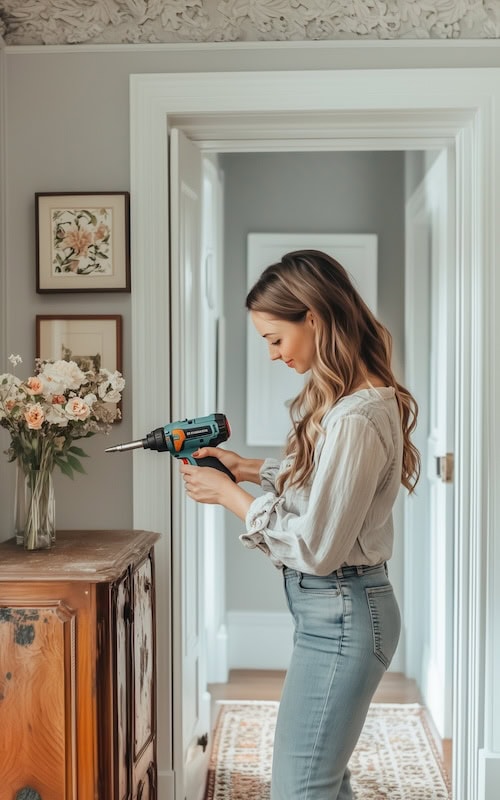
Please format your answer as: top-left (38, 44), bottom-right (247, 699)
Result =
top-left (2, 354), bottom-right (124, 476)
top-left (0, 372), bottom-right (21, 387)
top-left (109, 371), bottom-right (125, 392)
top-left (8, 354), bottom-right (23, 367)
top-left (83, 392), bottom-right (97, 407)
top-left (41, 359), bottom-right (88, 393)
top-left (101, 388), bottom-right (122, 403)
top-left (45, 404), bottom-right (70, 427)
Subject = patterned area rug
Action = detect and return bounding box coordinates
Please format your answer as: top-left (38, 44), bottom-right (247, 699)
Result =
top-left (205, 701), bottom-right (451, 799)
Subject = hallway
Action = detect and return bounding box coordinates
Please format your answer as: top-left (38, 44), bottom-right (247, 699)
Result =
top-left (208, 670), bottom-right (452, 785)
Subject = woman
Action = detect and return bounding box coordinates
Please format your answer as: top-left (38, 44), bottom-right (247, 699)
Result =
top-left (180, 249), bottom-right (420, 800)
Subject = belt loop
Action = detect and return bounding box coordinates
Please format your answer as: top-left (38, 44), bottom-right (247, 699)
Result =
top-left (356, 565), bottom-right (364, 576)
top-left (337, 566), bottom-right (344, 578)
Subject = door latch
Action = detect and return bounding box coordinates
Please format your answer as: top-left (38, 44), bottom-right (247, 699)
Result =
top-left (436, 453), bottom-right (454, 483)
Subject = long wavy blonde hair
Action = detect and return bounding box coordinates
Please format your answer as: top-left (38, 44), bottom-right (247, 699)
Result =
top-left (246, 250), bottom-right (420, 494)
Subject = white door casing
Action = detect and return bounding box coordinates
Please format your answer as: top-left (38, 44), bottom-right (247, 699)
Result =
top-left (130, 68), bottom-right (500, 800)
top-left (169, 128), bottom-right (211, 800)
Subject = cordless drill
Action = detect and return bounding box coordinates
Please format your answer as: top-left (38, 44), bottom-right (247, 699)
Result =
top-left (105, 412), bottom-right (235, 480)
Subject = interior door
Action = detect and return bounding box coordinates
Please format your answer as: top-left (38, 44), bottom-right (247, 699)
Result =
top-left (170, 127), bottom-right (210, 800)
top-left (425, 150), bottom-right (455, 740)
top-left (405, 149), bottom-right (455, 741)
top-left (201, 158), bottom-right (228, 686)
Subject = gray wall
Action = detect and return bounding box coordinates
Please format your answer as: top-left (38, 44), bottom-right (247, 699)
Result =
top-left (0, 43), bottom-right (494, 547)
top-left (220, 151), bottom-right (406, 612)
top-left (0, 44), bottom-right (432, 539)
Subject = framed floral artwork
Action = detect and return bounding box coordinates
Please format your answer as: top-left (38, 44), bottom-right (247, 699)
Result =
top-left (36, 315), bottom-right (123, 419)
top-left (35, 192), bottom-right (130, 293)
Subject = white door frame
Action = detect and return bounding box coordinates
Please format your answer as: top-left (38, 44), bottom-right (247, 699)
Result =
top-left (405, 150), bottom-right (455, 739)
top-left (130, 68), bottom-right (500, 800)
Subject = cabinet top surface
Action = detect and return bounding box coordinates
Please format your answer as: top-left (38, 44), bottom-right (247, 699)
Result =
top-left (0, 529), bottom-right (161, 582)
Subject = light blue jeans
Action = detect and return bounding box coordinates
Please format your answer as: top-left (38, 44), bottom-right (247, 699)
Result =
top-left (271, 563), bottom-right (401, 800)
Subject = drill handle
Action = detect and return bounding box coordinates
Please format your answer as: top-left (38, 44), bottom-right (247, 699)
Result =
top-left (190, 455), bottom-right (236, 482)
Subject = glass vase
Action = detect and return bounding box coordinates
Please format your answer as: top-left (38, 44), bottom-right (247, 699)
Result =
top-left (14, 459), bottom-right (56, 550)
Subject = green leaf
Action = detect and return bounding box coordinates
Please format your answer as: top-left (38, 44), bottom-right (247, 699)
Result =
top-left (54, 456), bottom-right (74, 479)
top-left (68, 446), bottom-right (89, 457)
top-left (66, 453), bottom-right (86, 474)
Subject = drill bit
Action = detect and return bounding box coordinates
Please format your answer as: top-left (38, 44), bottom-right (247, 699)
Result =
top-left (105, 439), bottom-right (144, 453)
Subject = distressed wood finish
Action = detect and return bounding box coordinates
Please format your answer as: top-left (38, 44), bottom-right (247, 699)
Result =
top-left (0, 529), bottom-right (160, 800)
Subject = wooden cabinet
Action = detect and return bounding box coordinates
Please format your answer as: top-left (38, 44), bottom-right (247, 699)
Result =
top-left (0, 529), bottom-right (160, 800)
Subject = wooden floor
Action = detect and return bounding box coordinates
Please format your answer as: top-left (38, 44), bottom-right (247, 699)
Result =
top-left (208, 669), bottom-right (452, 785)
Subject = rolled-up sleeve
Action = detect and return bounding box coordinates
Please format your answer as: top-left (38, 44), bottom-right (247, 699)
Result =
top-left (240, 414), bottom-right (388, 574)
top-left (259, 458), bottom-right (281, 493)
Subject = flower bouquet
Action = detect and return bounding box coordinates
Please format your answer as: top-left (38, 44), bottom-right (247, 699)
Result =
top-left (0, 354), bottom-right (124, 549)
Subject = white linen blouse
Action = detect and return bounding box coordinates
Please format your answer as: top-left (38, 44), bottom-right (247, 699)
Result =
top-left (241, 387), bottom-right (403, 575)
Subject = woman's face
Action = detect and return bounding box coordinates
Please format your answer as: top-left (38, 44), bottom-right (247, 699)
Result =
top-left (250, 311), bottom-right (316, 374)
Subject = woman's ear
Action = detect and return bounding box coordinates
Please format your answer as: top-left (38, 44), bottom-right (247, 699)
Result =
top-left (306, 310), bottom-right (315, 326)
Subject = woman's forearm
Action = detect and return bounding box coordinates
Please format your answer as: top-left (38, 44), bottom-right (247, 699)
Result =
top-left (238, 458), bottom-right (265, 484)
top-left (222, 482), bottom-right (255, 521)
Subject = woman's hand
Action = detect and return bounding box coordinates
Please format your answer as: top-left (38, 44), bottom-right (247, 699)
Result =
top-left (192, 446), bottom-right (244, 483)
top-left (192, 446), bottom-right (265, 485)
top-left (180, 462), bottom-right (232, 505)
top-left (180, 459), bottom-right (256, 521)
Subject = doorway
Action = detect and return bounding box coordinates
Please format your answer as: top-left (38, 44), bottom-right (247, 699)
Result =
top-left (129, 67), bottom-right (498, 800)
top-left (216, 148), bottom-right (409, 683)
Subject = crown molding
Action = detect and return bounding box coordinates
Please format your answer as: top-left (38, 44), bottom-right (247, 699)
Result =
top-left (2, 0), bottom-right (499, 47)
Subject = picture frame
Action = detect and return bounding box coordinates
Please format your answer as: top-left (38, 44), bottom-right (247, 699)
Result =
top-left (36, 315), bottom-right (123, 419)
top-left (246, 233), bottom-right (378, 446)
top-left (35, 191), bottom-right (130, 293)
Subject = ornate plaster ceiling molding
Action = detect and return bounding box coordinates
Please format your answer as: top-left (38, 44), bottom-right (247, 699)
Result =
top-left (1, 0), bottom-right (499, 46)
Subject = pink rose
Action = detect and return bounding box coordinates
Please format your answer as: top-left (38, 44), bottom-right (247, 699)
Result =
top-left (26, 376), bottom-right (44, 395)
top-left (65, 397), bottom-right (91, 421)
top-left (52, 394), bottom-right (66, 405)
top-left (24, 403), bottom-right (45, 429)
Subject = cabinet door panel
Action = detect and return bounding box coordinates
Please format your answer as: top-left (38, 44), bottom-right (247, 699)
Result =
top-left (133, 763), bottom-right (156, 800)
top-left (116, 574), bottom-right (130, 800)
top-left (0, 601), bottom-right (76, 799)
top-left (133, 557), bottom-right (154, 759)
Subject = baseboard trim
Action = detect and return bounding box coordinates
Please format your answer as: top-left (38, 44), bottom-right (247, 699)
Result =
top-left (227, 611), bottom-right (294, 670)
top-left (157, 770), bottom-right (175, 798)
top-left (478, 750), bottom-right (500, 800)
top-left (227, 609), bottom-right (403, 673)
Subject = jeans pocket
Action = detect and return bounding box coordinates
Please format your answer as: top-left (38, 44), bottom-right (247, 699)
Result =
top-left (365, 585), bottom-right (401, 669)
top-left (298, 572), bottom-right (340, 596)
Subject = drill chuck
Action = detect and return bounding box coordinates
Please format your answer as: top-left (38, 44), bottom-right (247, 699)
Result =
top-left (142, 427), bottom-right (169, 452)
